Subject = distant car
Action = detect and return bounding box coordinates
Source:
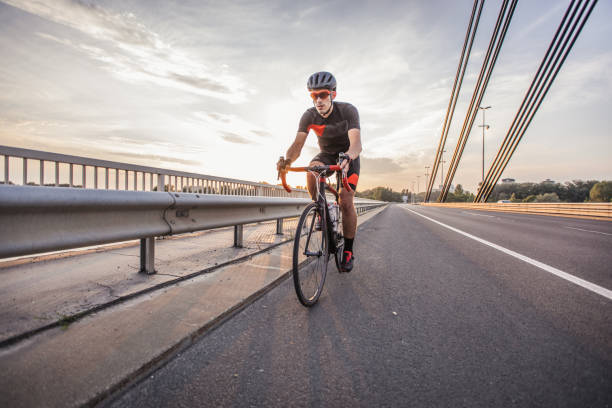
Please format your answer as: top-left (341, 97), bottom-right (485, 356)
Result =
top-left (497, 200), bottom-right (511, 203)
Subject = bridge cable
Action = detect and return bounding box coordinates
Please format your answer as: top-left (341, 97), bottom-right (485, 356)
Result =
top-left (439, 0), bottom-right (517, 202)
top-left (424, 0), bottom-right (484, 202)
top-left (475, 0), bottom-right (598, 202)
top-left (476, 0), bottom-right (583, 202)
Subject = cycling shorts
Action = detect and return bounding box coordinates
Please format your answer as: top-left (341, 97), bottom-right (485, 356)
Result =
top-left (310, 152), bottom-right (360, 191)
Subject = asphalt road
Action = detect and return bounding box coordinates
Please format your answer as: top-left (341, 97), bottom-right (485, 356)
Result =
top-left (108, 204), bottom-right (612, 407)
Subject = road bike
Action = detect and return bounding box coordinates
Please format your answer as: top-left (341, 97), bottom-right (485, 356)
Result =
top-left (279, 159), bottom-right (352, 307)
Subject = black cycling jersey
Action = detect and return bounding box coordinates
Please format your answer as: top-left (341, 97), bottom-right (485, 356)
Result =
top-left (297, 102), bottom-right (360, 155)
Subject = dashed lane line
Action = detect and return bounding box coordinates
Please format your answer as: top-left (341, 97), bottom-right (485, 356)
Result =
top-left (565, 226), bottom-right (612, 236)
top-left (403, 207), bottom-right (612, 301)
top-left (461, 211), bottom-right (496, 218)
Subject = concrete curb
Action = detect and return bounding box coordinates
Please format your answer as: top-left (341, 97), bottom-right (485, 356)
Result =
top-left (0, 236), bottom-right (295, 349)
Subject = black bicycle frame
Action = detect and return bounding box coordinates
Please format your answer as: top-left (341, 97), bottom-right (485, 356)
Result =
top-left (314, 171), bottom-right (341, 254)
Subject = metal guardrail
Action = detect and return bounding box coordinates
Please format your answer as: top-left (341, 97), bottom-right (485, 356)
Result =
top-left (0, 145), bottom-right (309, 198)
top-left (0, 185), bottom-right (386, 273)
top-left (420, 202), bottom-right (612, 221)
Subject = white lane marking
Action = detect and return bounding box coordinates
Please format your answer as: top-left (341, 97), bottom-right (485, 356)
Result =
top-left (565, 226), bottom-right (612, 236)
top-left (461, 211), bottom-right (496, 218)
top-left (404, 207), bottom-right (612, 301)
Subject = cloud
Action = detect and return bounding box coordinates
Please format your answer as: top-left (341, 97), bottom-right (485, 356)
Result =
top-left (514, 3), bottom-right (566, 40)
top-left (220, 132), bottom-right (251, 145)
top-left (5, 0), bottom-right (248, 101)
top-left (193, 111), bottom-right (270, 145)
top-left (360, 156), bottom-right (405, 175)
top-left (167, 73), bottom-right (232, 94)
top-left (205, 112), bottom-right (231, 123)
top-left (3, 0), bottom-right (158, 46)
top-left (251, 130), bottom-right (272, 138)
top-left (545, 52), bottom-right (612, 108)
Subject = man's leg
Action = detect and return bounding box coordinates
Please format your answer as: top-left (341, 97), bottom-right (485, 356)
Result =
top-left (339, 156), bottom-right (359, 272)
top-left (339, 188), bottom-right (356, 239)
top-left (339, 188), bottom-right (357, 272)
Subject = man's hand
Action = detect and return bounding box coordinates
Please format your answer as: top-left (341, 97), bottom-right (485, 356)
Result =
top-left (276, 156), bottom-right (291, 178)
top-left (338, 152), bottom-right (352, 171)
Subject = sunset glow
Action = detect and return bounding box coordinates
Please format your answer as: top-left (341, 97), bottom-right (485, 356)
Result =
top-left (0, 0), bottom-right (610, 192)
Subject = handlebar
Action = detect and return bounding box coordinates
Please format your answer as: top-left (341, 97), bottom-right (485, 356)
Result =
top-left (278, 164), bottom-right (352, 194)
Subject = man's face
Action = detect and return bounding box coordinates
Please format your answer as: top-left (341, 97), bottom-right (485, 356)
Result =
top-left (310, 89), bottom-right (332, 114)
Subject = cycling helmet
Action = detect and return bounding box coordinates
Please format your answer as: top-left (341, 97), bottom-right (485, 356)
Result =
top-left (307, 71), bottom-right (337, 91)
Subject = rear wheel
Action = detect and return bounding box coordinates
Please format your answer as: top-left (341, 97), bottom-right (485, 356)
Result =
top-left (293, 202), bottom-right (328, 307)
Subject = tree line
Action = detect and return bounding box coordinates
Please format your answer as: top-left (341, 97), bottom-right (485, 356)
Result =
top-left (487, 180), bottom-right (611, 203)
top-left (356, 187), bottom-right (405, 202)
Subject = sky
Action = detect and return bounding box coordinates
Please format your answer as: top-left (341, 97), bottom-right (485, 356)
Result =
top-left (0, 0), bottom-right (610, 193)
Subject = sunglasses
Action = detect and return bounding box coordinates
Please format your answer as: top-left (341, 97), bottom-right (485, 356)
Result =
top-left (310, 90), bottom-right (331, 100)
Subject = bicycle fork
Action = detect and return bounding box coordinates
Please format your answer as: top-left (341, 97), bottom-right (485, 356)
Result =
top-left (303, 207), bottom-right (322, 257)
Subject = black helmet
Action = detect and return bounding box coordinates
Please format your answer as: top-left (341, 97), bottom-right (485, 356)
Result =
top-left (307, 71), bottom-right (336, 91)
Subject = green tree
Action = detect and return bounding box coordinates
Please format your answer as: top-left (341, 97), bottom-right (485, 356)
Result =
top-left (446, 184), bottom-right (474, 202)
top-left (523, 195), bottom-right (537, 202)
top-left (536, 192), bottom-right (560, 202)
top-left (562, 180), bottom-right (599, 202)
top-left (589, 181), bottom-right (612, 202)
top-left (355, 186), bottom-right (403, 202)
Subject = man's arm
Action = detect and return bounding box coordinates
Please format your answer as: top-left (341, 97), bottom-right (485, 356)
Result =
top-left (347, 128), bottom-right (362, 160)
top-left (285, 131), bottom-right (308, 164)
top-left (340, 128), bottom-right (362, 169)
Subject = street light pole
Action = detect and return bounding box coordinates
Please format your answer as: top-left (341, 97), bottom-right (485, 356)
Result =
top-left (440, 149), bottom-right (446, 190)
top-left (478, 105), bottom-right (491, 185)
top-left (417, 175), bottom-right (421, 195)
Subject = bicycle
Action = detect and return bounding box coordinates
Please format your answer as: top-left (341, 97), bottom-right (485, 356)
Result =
top-left (278, 156), bottom-right (353, 307)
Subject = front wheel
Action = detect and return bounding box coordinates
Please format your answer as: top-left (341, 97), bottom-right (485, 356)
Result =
top-left (293, 202), bottom-right (328, 307)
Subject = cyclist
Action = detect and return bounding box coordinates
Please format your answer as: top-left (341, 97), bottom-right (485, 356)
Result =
top-left (277, 71), bottom-right (362, 272)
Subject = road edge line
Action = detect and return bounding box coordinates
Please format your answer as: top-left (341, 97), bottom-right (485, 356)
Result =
top-left (404, 207), bottom-right (612, 301)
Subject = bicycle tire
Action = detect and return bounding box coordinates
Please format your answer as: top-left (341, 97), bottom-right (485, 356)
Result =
top-left (293, 202), bottom-right (328, 307)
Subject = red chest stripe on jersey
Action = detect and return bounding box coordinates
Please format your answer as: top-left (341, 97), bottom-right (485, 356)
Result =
top-left (307, 124), bottom-right (326, 137)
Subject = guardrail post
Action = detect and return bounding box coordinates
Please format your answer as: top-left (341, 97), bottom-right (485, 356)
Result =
top-left (40, 160), bottom-right (44, 186)
top-left (276, 218), bottom-right (283, 235)
top-left (23, 157), bottom-right (27, 185)
top-left (139, 237), bottom-right (156, 274)
top-left (4, 155), bottom-right (8, 184)
top-left (157, 174), bottom-right (164, 192)
top-left (234, 224), bottom-right (244, 247)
